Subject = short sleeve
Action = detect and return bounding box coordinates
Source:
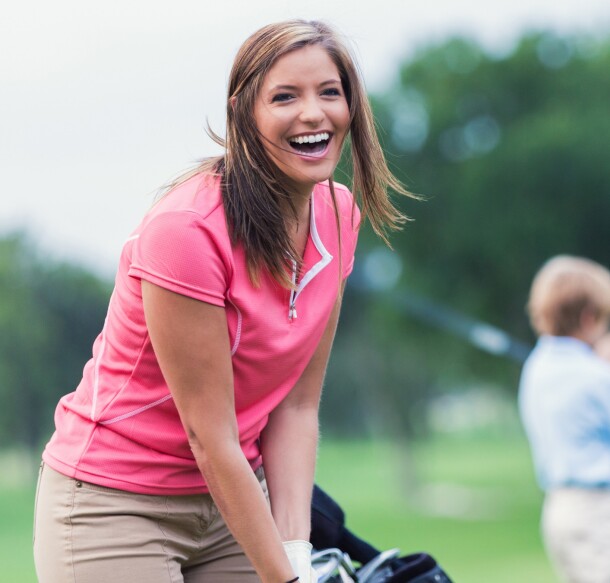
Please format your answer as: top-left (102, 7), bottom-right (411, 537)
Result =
top-left (128, 210), bottom-right (230, 307)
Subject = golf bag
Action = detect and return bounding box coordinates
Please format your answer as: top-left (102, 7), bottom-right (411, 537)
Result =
top-left (310, 485), bottom-right (454, 582)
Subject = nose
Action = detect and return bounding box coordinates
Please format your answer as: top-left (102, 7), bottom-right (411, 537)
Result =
top-left (299, 95), bottom-right (325, 125)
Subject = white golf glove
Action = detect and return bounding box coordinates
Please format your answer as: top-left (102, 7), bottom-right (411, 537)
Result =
top-left (283, 540), bottom-right (318, 583)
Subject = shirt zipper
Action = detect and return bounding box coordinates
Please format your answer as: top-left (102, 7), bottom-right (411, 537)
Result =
top-left (289, 260), bottom-right (298, 321)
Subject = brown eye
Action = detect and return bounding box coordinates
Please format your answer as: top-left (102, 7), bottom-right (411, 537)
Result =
top-left (322, 88), bottom-right (341, 97)
top-left (271, 93), bottom-right (294, 103)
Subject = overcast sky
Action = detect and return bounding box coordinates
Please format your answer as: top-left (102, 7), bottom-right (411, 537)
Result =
top-left (2, 0), bottom-right (609, 276)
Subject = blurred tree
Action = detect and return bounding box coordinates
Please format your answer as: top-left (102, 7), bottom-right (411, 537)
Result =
top-left (323, 31), bottom-right (610, 435)
top-left (374, 32), bottom-right (610, 333)
top-left (0, 232), bottom-right (110, 451)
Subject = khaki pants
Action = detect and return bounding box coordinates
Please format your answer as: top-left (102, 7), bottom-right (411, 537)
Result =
top-left (543, 488), bottom-right (610, 583)
top-left (33, 463), bottom-right (265, 582)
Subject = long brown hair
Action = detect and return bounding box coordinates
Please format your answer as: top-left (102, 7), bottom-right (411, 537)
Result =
top-left (165, 20), bottom-right (413, 287)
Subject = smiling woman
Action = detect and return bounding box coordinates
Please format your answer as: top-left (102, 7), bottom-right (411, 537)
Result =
top-left (253, 44), bottom-right (350, 199)
top-left (33, 19), bottom-right (413, 583)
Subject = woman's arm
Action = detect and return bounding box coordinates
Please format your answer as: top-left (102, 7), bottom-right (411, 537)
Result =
top-left (142, 281), bottom-right (295, 583)
top-left (260, 292), bottom-right (343, 542)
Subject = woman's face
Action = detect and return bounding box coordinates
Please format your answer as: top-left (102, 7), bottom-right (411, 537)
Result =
top-left (253, 44), bottom-right (350, 198)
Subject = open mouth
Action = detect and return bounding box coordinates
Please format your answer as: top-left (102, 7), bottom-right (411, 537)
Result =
top-left (288, 132), bottom-right (331, 155)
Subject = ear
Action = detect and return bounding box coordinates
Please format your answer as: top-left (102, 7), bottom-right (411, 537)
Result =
top-left (581, 305), bottom-right (600, 324)
top-left (579, 306), bottom-right (597, 330)
top-left (230, 96), bottom-right (237, 111)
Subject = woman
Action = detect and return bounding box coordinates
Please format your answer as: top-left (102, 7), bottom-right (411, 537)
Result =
top-left (34, 20), bottom-right (410, 583)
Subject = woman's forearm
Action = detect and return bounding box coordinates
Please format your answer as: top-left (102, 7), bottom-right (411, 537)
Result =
top-left (260, 405), bottom-right (319, 541)
top-left (190, 436), bottom-right (295, 583)
top-left (261, 293), bottom-right (342, 541)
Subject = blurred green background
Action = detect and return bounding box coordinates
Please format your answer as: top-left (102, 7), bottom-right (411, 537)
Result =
top-left (3, 30), bottom-right (610, 581)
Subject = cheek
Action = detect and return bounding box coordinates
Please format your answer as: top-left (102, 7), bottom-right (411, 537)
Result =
top-left (334, 103), bottom-right (351, 133)
top-left (256, 111), bottom-right (287, 141)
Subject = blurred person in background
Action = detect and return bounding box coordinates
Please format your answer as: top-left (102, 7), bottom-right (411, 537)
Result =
top-left (32, 19), bottom-right (410, 583)
top-left (519, 255), bottom-right (610, 583)
top-left (595, 333), bottom-right (610, 363)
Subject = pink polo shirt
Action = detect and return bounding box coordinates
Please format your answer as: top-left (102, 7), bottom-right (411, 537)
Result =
top-left (43, 174), bottom-right (360, 495)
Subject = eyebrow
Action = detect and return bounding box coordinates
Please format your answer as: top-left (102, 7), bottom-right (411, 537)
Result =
top-left (269, 79), bottom-right (341, 92)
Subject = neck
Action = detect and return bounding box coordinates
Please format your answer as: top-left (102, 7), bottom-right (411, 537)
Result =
top-left (285, 193), bottom-right (312, 260)
top-left (289, 183), bottom-right (313, 213)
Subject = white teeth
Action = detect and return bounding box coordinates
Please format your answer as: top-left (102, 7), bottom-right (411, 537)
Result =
top-left (289, 132), bottom-right (330, 145)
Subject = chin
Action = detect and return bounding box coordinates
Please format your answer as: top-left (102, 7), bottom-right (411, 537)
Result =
top-left (298, 163), bottom-right (337, 186)
top-left (281, 166), bottom-right (336, 192)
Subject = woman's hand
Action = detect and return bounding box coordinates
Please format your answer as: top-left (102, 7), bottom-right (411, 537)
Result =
top-left (283, 540), bottom-right (318, 583)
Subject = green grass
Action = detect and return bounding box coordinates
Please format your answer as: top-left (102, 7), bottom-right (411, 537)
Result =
top-left (315, 436), bottom-right (558, 582)
top-left (0, 482), bottom-right (37, 582)
top-left (1, 435), bottom-right (557, 582)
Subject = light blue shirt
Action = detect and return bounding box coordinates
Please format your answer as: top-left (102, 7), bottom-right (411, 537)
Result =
top-left (519, 335), bottom-right (610, 491)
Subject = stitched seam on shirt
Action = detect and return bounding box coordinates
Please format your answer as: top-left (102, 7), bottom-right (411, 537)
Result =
top-left (92, 331), bottom-right (149, 423)
top-left (228, 299), bottom-right (242, 355)
top-left (99, 394), bottom-right (173, 425)
top-left (91, 291), bottom-right (115, 421)
top-left (128, 266), bottom-right (226, 305)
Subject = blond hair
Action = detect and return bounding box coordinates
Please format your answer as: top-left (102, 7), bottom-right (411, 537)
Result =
top-left (527, 255), bottom-right (610, 336)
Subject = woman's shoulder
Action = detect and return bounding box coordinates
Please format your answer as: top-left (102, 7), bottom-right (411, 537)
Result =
top-left (313, 181), bottom-right (360, 241)
top-left (131, 173), bottom-right (229, 251)
top-left (314, 180), bottom-right (358, 218)
top-left (151, 173), bottom-right (224, 221)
